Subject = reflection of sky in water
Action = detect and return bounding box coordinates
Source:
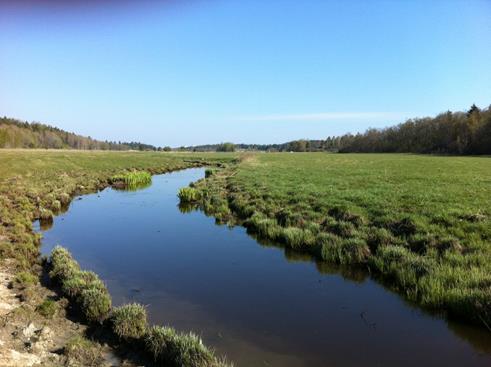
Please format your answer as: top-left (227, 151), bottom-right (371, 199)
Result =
top-left (36, 168), bottom-right (491, 367)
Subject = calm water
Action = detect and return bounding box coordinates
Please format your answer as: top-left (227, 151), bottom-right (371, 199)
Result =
top-left (36, 168), bottom-right (491, 366)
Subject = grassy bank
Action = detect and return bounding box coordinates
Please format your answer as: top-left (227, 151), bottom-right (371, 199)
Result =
top-left (188, 153), bottom-right (491, 328)
top-left (0, 149), bottom-right (235, 365)
top-left (48, 246), bottom-right (230, 366)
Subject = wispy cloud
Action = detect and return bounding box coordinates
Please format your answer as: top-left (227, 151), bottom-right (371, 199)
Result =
top-left (235, 112), bottom-right (403, 122)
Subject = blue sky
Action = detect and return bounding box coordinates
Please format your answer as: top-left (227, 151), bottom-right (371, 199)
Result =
top-left (1, 0), bottom-right (490, 146)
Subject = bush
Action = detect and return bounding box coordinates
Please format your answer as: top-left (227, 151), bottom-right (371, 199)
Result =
top-left (112, 303), bottom-right (147, 340)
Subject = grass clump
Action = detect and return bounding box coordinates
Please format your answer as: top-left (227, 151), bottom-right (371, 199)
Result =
top-left (111, 171), bottom-right (152, 189)
top-left (36, 299), bottom-right (58, 319)
top-left (79, 287), bottom-right (112, 323)
top-left (111, 303), bottom-right (147, 340)
top-left (64, 335), bottom-right (105, 367)
top-left (14, 271), bottom-right (38, 287)
top-left (144, 326), bottom-right (218, 367)
top-left (49, 246), bottom-right (80, 280)
top-left (49, 246), bottom-right (111, 323)
top-left (205, 168), bottom-right (216, 178)
top-left (178, 187), bottom-right (201, 203)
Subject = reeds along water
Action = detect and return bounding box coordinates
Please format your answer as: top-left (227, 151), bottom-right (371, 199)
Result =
top-left (111, 171), bottom-right (152, 190)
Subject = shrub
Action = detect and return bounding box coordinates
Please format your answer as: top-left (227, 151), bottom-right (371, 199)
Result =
top-left (111, 303), bottom-right (147, 340)
top-left (36, 299), bottom-right (58, 318)
top-left (178, 187), bottom-right (201, 203)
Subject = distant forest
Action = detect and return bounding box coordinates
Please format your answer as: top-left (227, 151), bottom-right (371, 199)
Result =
top-left (2, 104), bottom-right (490, 154)
top-left (183, 104), bottom-right (491, 155)
top-left (0, 117), bottom-right (159, 151)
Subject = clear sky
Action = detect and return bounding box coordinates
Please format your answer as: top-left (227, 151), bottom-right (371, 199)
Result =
top-left (1, 0), bottom-right (490, 146)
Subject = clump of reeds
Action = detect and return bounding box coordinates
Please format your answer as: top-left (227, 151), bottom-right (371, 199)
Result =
top-left (111, 303), bottom-right (148, 340)
top-left (49, 246), bottom-right (111, 323)
top-left (178, 187), bottom-right (201, 203)
top-left (111, 171), bottom-right (152, 189)
top-left (144, 326), bottom-right (216, 367)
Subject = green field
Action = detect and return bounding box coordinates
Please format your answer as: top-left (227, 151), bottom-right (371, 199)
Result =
top-left (0, 150), bottom-right (235, 268)
top-left (192, 153), bottom-right (491, 327)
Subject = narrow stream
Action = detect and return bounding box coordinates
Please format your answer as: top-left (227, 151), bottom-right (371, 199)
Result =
top-left (36, 168), bottom-right (491, 366)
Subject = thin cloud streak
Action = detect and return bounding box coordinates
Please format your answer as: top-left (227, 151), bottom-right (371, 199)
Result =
top-left (236, 112), bottom-right (404, 122)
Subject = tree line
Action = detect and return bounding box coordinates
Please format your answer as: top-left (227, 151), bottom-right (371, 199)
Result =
top-left (3, 104), bottom-right (490, 154)
top-left (183, 104), bottom-right (491, 155)
top-left (0, 117), bottom-right (159, 151)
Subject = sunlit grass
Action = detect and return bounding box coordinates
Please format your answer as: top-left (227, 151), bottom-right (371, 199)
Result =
top-left (192, 153), bottom-right (491, 327)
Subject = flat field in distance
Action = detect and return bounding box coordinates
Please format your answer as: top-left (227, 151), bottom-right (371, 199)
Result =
top-left (195, 153), bottom-right (491, 327)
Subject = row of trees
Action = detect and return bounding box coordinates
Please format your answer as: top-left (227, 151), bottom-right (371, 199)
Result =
top-left (0, 117), bottom-right (158, 151)
top-left (185, 104), bottom-right (490, 155)
top-left (336, 104), bottom-right (491, 154)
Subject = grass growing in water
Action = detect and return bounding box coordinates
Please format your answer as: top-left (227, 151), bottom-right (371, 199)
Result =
top-left (111, 170), bottom-right (152, 189)
top-left (145, 326), bottom-right (227, 367)
top-left (191, 153), bottom-right (491, 328)
top-left (178, 187), bottom-right (201, 202)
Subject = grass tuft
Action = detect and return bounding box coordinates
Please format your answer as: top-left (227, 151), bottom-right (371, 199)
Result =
top-left (111, 303), bottom-right (148, 340)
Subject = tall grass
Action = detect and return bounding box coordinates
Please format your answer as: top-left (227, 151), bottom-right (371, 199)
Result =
top-left (178, 187), bottom-right (201, 202)
top-left (111, 171), bottom-right (152, 189)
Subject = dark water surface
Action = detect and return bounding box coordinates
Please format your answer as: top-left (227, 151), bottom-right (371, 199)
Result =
top-left (36, 168), bottom-right (491, 366)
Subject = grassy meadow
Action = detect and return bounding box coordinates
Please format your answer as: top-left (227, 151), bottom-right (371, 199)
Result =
top-left (191, 153), bottom-right (491, 327)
